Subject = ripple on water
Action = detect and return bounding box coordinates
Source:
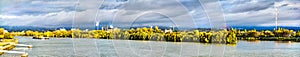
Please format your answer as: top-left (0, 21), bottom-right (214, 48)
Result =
top-left (1, 36), bottom-right (300, 57)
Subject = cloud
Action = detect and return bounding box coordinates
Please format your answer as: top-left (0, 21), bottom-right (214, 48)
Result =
top-left (1, 0), bottom-right (78, 16)
top-left (221, 0), bottom-right (277, 13)
top-left (0, 0), bottom-right (300, 30)
top-left (112, 0), bottom-right (196, 29)
top-left (0, 0), bottom-right (103, 28)
top-left (0, 11), bottom-right (74, 27)
top-left (0, 15), bottom-right (17, 19)
top-left (222, 0), bottom-right (300, 27)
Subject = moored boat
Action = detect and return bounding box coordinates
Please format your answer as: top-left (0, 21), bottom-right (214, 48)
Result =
top-left (33, 36), bottom-right (49, 40)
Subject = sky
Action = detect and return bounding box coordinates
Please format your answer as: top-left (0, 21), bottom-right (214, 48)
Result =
top-left (0, 0), bottom-right (299, 29)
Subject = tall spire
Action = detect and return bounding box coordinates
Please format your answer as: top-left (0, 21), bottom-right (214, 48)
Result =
top-left (96, 21), bottom-right (99, 30)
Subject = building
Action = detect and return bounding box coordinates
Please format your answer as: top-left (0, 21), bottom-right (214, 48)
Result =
top-left (4, 30), bottom-right (8, 33)
top-left (103, 25), bottom-right (114, 31)
top-left (164, 29), bottom-right (173, 33)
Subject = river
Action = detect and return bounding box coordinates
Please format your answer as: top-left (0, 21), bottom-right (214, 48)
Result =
top-left (2, 36), bottom-right (300, 57)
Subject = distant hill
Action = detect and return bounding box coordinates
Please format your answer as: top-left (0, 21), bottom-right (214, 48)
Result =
top-left (231, 26), bottom-right (300, 31)
top-left (1, 26), bottom-right (300, 32)
top-left (0, 26), bottom-right (71, 32)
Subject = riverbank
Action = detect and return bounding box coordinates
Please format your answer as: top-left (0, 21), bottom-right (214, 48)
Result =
top-left (239, 37), bottom-right (300, 42)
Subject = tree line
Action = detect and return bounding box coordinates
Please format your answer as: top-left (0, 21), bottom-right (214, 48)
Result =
top-left (0, 28), bottom-right (14, 39)
top-left (5, 27), bottom-right (300, 44)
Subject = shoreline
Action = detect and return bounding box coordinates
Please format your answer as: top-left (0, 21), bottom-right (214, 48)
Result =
top-left (239, 37), bottom-right (300, 42)
top-left (17, 36), bottom-right (300, 44)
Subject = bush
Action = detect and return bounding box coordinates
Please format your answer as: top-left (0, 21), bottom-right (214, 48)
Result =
top-left (3, 33), bottom-right (14, 39)
top-left (0, 35), bottom-right (4, 39)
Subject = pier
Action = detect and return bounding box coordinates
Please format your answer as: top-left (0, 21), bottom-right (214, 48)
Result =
top-left (0, 39), bottom-right (32, 57)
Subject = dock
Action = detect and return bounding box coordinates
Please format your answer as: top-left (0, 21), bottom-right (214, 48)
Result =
top-left (0, 39), bottom-right (32, 57)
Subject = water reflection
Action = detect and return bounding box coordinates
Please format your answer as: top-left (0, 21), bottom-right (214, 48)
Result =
top-left (275, 41), bottom-right (293, 45)
top-left (246, 40), bottom-right (261, 44)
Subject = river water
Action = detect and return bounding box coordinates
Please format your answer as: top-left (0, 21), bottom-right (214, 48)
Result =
top-left (2, 36), bottom-right (300, 57)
